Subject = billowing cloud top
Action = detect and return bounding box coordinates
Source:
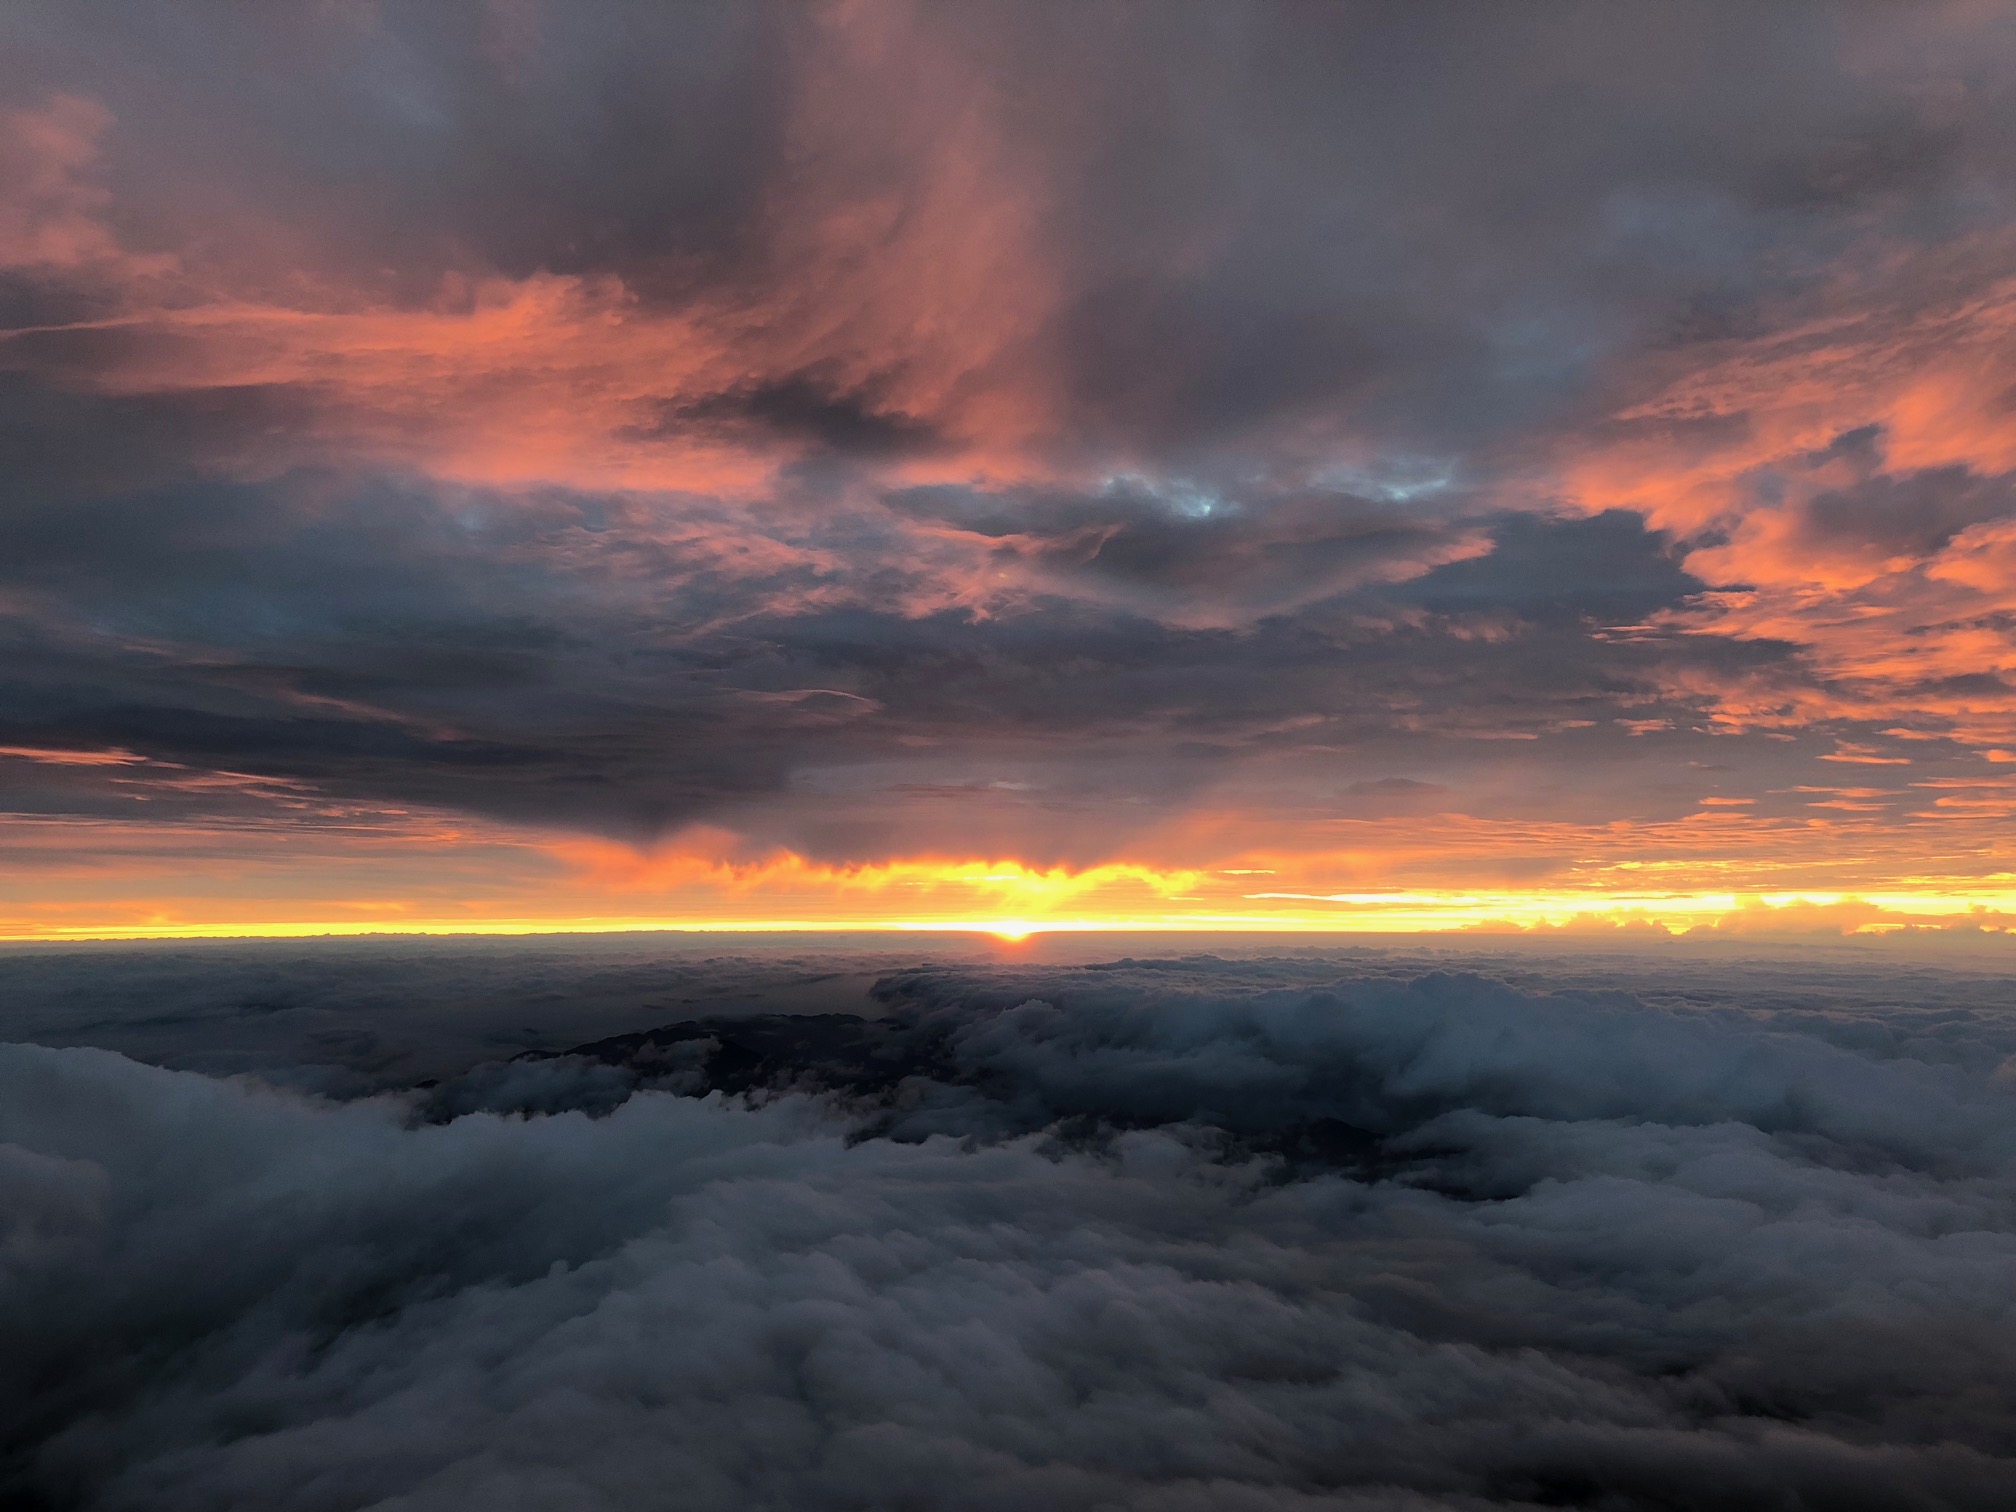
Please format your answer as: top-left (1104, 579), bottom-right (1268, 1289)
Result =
top-left (6, 942), bottom-right (2016, 1506)
top-left (7, 2), bottom-right (2016, 935)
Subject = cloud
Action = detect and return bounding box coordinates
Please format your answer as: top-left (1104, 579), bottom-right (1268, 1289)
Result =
top-left (0, 3), bottom-right (1064, 492)
top-left (0, 93), bottom-right (171, 281)
top-left (7, 0), bottom-right (2010, 488)
top-left (7, 1), bottom-right (2016, 906)
top-left (888, 479), bottom-right (1493, 627)
top-left (1559, 246), bottom-right (2016, 751)
top-left (0, 466), bottom-right (1734, 857)
top-left (4, 953), bottom-right (2016, 1507)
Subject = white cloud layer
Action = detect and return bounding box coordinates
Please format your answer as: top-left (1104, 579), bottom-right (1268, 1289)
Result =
top-left (3, 954), bottom-right (2016, 1508)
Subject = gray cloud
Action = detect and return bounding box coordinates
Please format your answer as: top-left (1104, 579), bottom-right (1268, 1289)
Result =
top-left (4, 3), bottom-right (2015, 845)
top-left (4, 949), bottom-right (2016, 1508)
top-left (0, 457), bottom-right (1798, 851)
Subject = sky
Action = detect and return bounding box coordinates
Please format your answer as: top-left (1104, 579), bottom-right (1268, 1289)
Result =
top-left (9, 1), bottom-right (2016, 938)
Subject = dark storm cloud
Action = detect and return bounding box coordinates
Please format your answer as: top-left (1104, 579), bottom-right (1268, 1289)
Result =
top-left (978, 1), bottom-right (2011, 462)
top-left (657, 372), bottom-right (946, 460)
top-left (0, 454), bottom-right (1758, 849)
top-left (4, 950), bottom-right (2016, 1508)
top-left (7, 0), bottom-right (2016, 887)
top-left (0, 2), bottom-right (795, 294)
top-left (887, 478), bottom-right (1491, 623)
top-left (0, 470), bottom-right (836, 837)
top-left (1393, 510), bottom-right (1702, 626)
top-left (11, 1), bottom-right (2004, 464)
top-left (1, 1), bottom-right (2012, 846)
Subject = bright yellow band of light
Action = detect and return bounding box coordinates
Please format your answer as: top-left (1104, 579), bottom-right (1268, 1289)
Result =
top-left (8, 818), bottom-right (2016, 943)
top-left (10, 887), bottom-right (2016, 942)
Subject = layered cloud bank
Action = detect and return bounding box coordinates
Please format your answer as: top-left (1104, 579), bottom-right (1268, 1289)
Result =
top-left (5, 948), bottom-right (2016, 1508)
top-left (6, 3), bottom-right (2016, 926)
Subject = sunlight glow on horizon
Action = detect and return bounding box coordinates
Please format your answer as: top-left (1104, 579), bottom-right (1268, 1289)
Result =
top-left (9, 882), bottom-right (2016, 943)
top-left (11, 821), bottom-right (2016, 943)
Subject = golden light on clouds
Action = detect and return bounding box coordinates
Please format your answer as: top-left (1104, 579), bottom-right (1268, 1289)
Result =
top-left (5, 806), bottom-right (2016, 941)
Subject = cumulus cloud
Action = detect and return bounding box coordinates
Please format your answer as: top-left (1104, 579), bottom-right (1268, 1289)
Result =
top-left (4, 951), bottom-right (2016, 1508)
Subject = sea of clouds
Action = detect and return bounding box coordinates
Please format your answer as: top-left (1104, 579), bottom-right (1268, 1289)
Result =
top-left (4, 939), bottom-right (2016, 1510)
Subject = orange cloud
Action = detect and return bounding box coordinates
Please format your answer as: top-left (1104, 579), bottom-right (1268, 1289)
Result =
top-left (0, 94), bottom-right (174, 280)
top-left (0, 9), bottom-right (1066, 498)
top-left (1560, 239), bottom-right (2016, 749)
top-left (0, 744), bottom-right (143, 766)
